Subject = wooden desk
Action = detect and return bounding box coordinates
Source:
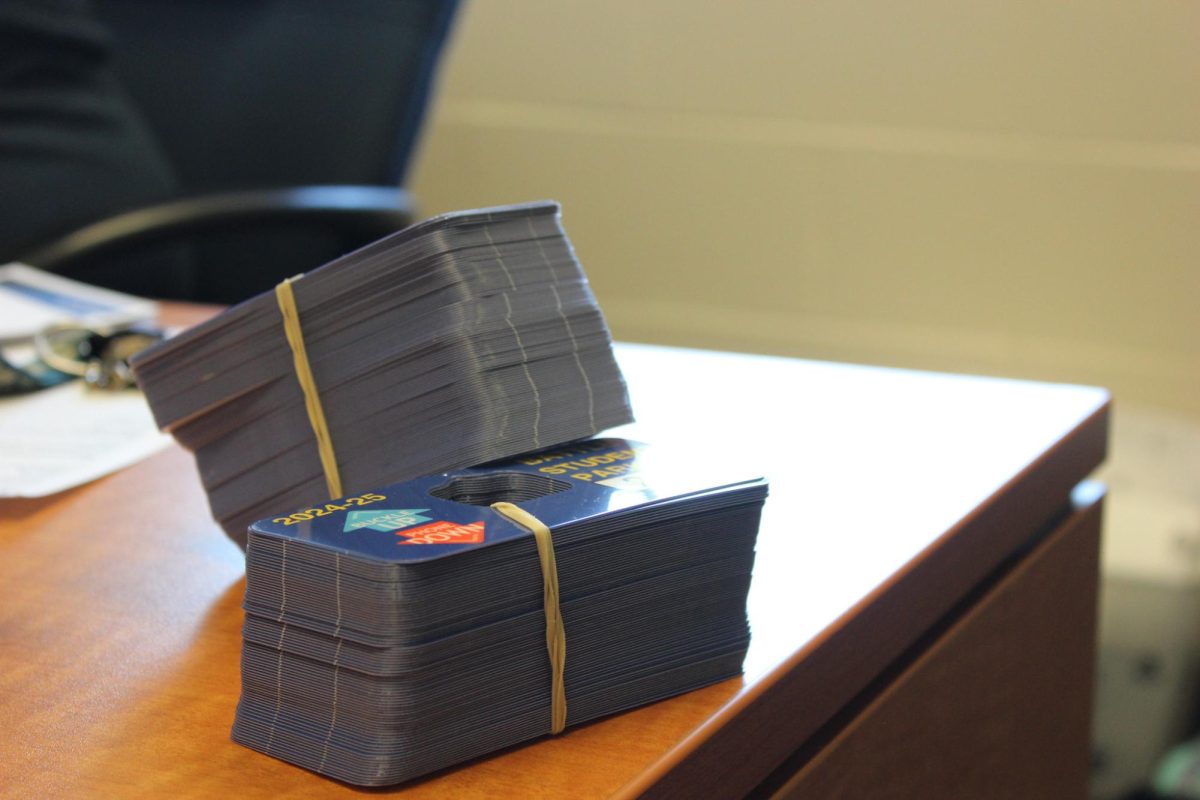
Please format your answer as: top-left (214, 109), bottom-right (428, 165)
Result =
top-left (0, 318), bottom-right (1109, 799)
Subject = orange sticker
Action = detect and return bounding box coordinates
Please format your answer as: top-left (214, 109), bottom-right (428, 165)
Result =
top-left (396, 520), bottom-right (485, 545)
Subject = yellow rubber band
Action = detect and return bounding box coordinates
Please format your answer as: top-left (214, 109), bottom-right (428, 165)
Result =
top-left (490, 501), bottom-right (567, 734)
top-left (275, 276), bottom-right (343, 499)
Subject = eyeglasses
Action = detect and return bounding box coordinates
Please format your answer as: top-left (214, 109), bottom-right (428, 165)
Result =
top-left (32, 322), bottom-right (166, 391)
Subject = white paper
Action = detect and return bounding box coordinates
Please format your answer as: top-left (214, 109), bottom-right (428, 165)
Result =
top-left (0, 263), bottom-right (157, 343)
top-left (0, 381), bottom-right (170, 497)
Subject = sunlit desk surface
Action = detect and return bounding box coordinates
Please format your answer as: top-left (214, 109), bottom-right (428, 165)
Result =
top-left (1, 305), bottom-right (1109, 798)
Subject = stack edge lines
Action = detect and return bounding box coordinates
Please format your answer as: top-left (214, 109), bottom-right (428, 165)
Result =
top-left (131, 202), bottom-right (634, 546)
top-left (232, 438), bottom-right (768, 786)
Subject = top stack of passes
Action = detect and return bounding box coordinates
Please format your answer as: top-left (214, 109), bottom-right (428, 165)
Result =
top-left (131, 202), bottom-right (633, 545)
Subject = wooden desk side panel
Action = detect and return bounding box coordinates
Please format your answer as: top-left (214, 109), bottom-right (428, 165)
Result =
top-left (770, 497), bottom-right (1103, 800)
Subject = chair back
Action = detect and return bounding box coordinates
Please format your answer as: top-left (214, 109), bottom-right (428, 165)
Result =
top-left (93, 0), bottom-right (459, 194)
top-left (71, 0), bottom-right (460, 302)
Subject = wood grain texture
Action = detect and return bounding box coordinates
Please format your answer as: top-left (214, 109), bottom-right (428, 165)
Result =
top-left (769, 496), bottom-right (1103, 800)
top-left (611, 351), bottom-right (1109, 800)
top-left (0, 311), bottom-right (1110, 798)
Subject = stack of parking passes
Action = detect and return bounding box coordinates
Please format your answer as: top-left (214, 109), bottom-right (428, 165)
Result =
top-left (234, 438), bottom-right (768, 785)
top-left (130, 201), bottom-right (633, 546)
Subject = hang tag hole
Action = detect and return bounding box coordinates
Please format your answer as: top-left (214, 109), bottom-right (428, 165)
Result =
top-left (429, 473), bottom-right (571, 506)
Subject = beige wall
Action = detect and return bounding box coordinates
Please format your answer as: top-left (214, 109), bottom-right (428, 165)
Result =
top-left (411, 1), bottom-right (1200, 416)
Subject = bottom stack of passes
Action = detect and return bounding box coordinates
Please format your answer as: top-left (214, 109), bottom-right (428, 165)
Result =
top-left (232, 438), bottom-right (769, 786)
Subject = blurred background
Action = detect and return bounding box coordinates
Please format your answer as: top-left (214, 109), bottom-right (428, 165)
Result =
top-left (5, 0), bottom-right (1196, 795)
top-left (408, 3), bottom-right (1199, 798)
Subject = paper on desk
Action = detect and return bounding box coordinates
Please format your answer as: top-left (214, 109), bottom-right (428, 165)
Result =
top-left (0, 381), bottom-right (170, 497)
top-left (0, 262), bottom-right (156, 343)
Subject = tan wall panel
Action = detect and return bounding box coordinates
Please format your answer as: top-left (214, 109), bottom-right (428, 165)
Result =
top-left (437, 1), bottom-right (1200, 143)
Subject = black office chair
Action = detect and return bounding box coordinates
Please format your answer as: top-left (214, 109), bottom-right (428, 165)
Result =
top-left (18, 0), bottom-right (459, 304)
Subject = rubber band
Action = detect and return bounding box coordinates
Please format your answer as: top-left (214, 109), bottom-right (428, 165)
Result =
top-left (490, 501), bottom-right (567, 734)
top-left (275, 276), bottom-right (343, 499)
